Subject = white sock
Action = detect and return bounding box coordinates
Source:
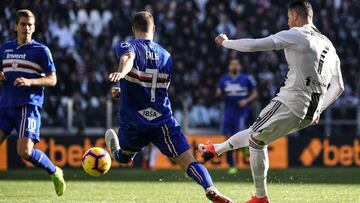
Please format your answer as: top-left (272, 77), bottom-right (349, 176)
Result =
top-left (214, 128), bottom-right (251, 155)
top-left (249, 138), bottom-right (269, 198)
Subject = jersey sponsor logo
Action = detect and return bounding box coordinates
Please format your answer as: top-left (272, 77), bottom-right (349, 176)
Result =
top-left (305, 76), bottom-right (327, 88)
top-left (6, 53), bottom-right (26, 60)
top-left (138, 107), bottom-right (162, 121)
top-left (4, 49), bottom-right (13, 53)
top-left (224, 83), bottom-right (248, 96)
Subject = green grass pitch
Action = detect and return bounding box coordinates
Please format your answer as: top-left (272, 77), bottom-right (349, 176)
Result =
top-left (0, 168), bottom-right (359, 203)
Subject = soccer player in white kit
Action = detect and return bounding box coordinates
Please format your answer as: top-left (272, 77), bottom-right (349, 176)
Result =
top-left (199, 1), bottom-right (344, 202)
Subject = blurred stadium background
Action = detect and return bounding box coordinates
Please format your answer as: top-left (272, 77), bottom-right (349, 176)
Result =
top-left (0, 0), bottom-right (359, 202)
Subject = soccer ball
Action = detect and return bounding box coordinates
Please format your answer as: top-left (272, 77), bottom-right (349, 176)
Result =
top-left (82, 147), bottom-right (112, 176)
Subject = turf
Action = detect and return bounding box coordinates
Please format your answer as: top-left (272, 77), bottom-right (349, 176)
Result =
top-left (0, 168), bottom-right (359, 203)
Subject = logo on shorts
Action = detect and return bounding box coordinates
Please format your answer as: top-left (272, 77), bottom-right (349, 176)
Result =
top-left (138, 107), bottom-right (162, 121)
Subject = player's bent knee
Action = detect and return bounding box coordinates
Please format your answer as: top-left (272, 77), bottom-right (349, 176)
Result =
top-left (17, 147), bottom-right (32, 159)
top-left (249, 134), bottom-right (267, 150)
top-left (173, 150), bottom-right (197, 170)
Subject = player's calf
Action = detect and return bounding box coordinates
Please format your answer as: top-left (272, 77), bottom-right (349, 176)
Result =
top-left (16, 137), bottom-right (33, 159)
top-left (17, 137), bottom-right (57, 174)
top-left (173, 150), bottom-right (234, 202)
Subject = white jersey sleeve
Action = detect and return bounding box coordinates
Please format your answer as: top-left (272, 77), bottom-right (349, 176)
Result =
top-left (269, 29), bottom-right (299, 50)
top-left (222, 37), bottom-right (276, 52)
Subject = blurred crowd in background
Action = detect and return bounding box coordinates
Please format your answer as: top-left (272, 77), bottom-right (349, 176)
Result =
top-left (0, 0), bottom-right (359, 130)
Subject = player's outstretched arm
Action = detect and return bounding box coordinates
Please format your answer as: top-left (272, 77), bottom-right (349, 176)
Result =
top-left (14, 72), bottom-right (57, 87)
top-left (215, 34), bottom-right (277, 52)
top-left (109, 52), bottom-right (135, 82)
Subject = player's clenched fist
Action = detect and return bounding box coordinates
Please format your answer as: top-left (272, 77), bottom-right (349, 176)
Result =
top-left (215, 34), bottom-right (228, 46)
top-left (111, 87), bottom-right (121, 100)
top-left (14, 77), bottom-right (32, 87)
top-left (108, 72), bottom-right (123, 82)
top-left (0, 72), bottom-right (6, 81)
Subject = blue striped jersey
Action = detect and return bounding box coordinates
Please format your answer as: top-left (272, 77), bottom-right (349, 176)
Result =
top-left (0, 39), bottom-right (56, 107)
top-left (114, 39), bottom-right (173, 127)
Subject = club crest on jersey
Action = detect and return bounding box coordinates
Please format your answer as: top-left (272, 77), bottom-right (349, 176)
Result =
top-left (120, 42), bottom-right (131, 48)
top-left (138, 107), bottom-right (162, 121)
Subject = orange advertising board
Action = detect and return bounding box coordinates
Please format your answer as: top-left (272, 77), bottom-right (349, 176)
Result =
top-left (0, 140), bottom-right (7, 170)
top-left (2, 135), bottom-right (358, 170)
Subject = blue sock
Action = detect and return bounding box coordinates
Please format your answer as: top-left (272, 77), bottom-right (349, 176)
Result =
top-left (113, 149), bottom-right (136, 163)
top-left (187, 162), bottom-right (213, 190)
top-left (26, 149), bottom-right (56, 174)
top-left (226, 151), bottom-right (235, 167)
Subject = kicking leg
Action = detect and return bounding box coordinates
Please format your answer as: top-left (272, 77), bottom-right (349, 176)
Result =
top-left (215, 128), bottom-right (252, 154)
top-left (199, 128), bottom-right (252, 161)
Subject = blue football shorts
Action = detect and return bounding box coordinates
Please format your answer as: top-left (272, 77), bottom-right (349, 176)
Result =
top-left (0, 105), bottom-right (41, 143)
top-left (118, 117), bottom-right (190, 158)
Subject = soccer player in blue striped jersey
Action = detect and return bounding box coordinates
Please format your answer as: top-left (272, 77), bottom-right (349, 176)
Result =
top-left (104, 11), bottom-right (233, 203)
top-left (217, 58), bottom-right (257, 174)
top-left (0, 10), bottom-right (65, 196)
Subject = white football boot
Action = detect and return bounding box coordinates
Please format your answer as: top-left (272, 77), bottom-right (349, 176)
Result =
top-left (105, 129), bottom-right (120, 158)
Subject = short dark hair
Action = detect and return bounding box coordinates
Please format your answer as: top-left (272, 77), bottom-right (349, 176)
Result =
top-left (288, 0), bottom-right (313, 19)
top-left (132, 11), bottom-right (154, 33)
top-left (15, 9), bottom-right (35, 24)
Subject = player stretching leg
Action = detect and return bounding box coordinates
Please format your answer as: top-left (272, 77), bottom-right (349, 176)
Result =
top-left (199, 1), bottom-right (344, 202)
top-left (105, 11), bottom-right (233, 203)
top-left (217, 58), bottom-right (257, 174)
top-left (0, 10), bottom-right (65, 196)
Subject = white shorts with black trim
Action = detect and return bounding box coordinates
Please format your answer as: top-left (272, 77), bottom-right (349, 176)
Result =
top-left (250, 100), bottom-right (312, 145)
